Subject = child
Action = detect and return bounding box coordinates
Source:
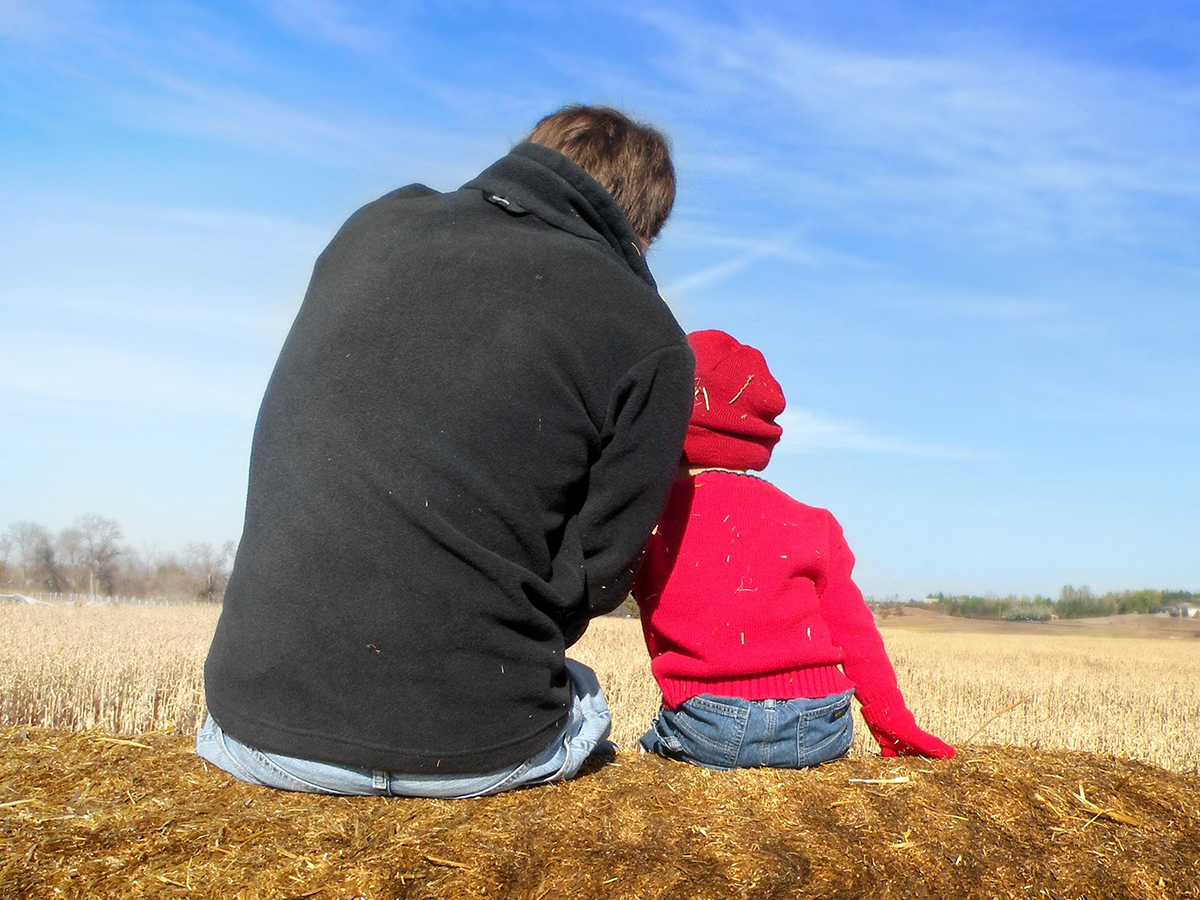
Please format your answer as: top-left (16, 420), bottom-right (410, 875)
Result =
top-left (632, 330), bottom-right (954, 769)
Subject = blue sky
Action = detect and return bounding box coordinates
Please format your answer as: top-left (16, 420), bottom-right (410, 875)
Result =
top-left (2, 1), bottom-right (1198, 599)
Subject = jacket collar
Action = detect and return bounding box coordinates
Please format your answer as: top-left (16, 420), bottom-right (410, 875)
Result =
top-left (463, 143), bottom-right (656, 290)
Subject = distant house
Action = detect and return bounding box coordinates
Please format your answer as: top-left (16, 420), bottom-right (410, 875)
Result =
top-left (1165, 603), bottom-right (1198, 618)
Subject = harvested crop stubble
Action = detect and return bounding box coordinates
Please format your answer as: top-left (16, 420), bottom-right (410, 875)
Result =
top-left (4, 607), bottom-right (1200, 774)
top-left (0, 604), bottom-right (212, 735)
top-left (2, 727), bottom-right (1197, 900)
top-left (876, 628), bottom-right (1200, 774)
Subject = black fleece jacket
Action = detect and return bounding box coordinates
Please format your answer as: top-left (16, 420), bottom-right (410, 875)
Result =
top-left (203, 143), bottom-right (694, 774)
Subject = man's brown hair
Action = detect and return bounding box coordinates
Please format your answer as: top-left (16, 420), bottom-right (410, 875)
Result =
top-left (525, 104), bottom-right (675, 246)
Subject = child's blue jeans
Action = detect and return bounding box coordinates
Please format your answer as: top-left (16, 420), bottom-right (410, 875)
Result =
top-left (640, 690), bottom-right (855, 770)
top-left (196, 659), bottom-right (612, 798)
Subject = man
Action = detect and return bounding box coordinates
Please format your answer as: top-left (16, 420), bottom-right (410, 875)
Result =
top-left (198, 105), bottom-right (694, 798)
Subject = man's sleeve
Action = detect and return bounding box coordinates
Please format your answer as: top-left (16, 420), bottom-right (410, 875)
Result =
top-left (559, 343), bottom-right (694, 644)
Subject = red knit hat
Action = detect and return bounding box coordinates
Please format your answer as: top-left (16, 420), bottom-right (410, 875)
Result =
top-left (684, 330), bottom-right (786, 471)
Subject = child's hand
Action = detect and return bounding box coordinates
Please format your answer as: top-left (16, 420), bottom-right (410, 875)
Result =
top-left (860, 690), bottom-right (955, 759)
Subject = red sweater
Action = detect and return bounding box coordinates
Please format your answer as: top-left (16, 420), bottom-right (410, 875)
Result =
top-left (633, 471), bottom-right (900, 710)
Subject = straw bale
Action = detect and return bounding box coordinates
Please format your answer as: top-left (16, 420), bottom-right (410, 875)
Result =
top-left (1, 726), bottom-right (1197, 899)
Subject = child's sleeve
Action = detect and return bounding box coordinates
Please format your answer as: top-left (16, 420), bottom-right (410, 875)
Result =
top-left (819, 516), bottom-right (954, 759)
top-left (817, 518), bottom-right (899, 709)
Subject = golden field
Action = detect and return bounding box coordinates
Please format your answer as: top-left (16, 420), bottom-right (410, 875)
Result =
top-left (1, 602), bottom-right (1197, 773)
top-left (3, 602), bottom-right (1199, 899)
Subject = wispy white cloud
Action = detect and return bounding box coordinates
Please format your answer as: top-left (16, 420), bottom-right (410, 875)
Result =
top-left (875, 295), bottom-right (1065, 322)
top-left (937, 299), bottom-right (1061, 321)
top-left (252, 0), bottom-right (385, 53)
top-left (0, 329), bottom-right (268, 417)
top-left (631, 6), bottom-right (1200, 256)
top-left (776, 409), bottom-right (987, 460)
top-left (0, 2), bottom-right (497, 182)
top-left (660, 232), bottom-right (813, 298)
top-left (1, 195), bottom-right (325, 310)
top-left (108, 68), bottom-right (471, 175)
top-left (0, 0), bottom-right (92, 43)
top-left (2, 196), bottom-right (330, 259)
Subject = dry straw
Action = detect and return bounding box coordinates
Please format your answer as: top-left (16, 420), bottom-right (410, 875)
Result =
top-left (2, 605), bottom-right (1199, 897)
top-left (1, 729), bottom-right (1198, 899)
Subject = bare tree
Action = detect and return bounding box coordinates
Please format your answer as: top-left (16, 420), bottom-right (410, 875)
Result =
top-left (4, 516), bottom-right (238, 601)
top-left (57, 527), bottom-right (85, 569)
top-left (0, 532), bottom-right (12, 587)
top-left (7, 521), bottom-right (52, 589)
top-left (34, 539), bottom-right (64, 592)
top-left (75, 514), bottom-right (123, 596)
top-left (183, 540), bottom-right (236, 602)
top-left (55, 526), bottom-right (86, 591)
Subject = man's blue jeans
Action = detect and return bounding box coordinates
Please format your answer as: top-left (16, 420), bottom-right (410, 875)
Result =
top-left (196, 659), bottom-right (612, 798)
top-left (640, 690), bottom-right (855, 770)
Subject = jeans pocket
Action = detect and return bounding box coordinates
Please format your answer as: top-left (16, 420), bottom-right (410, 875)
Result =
top-left (244, 747), bottom-right (346, 794)
top-left (797, 691), bottom-right (854, 767)
top-left (657, 696), bottom-right (750, 770)
top-left (197, 716), bottom-right (377, 795)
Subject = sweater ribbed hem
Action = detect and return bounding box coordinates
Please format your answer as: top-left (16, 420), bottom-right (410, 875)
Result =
top-left (657, 665), bottom-right (854, 709)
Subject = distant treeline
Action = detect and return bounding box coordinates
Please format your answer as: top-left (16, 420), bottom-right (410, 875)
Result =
top-left (2, 516), bottom-right (234, 603)
top-left (919, 586), bottom-right (1198, 623)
